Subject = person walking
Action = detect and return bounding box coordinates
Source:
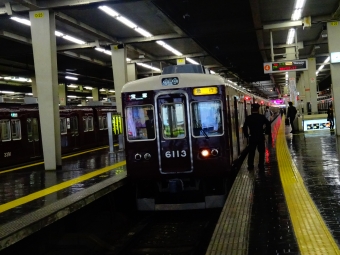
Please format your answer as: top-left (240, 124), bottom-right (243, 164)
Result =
top-left (327, 105), bottom-right (334, 131)
top-left (243, 103), bottom-right (271, 172)
top-left (264, 106), bottom-right (272, 135)
top-left (286, 102), bottom-right (297, 133)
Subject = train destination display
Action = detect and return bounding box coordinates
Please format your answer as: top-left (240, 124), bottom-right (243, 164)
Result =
top-left (263, 59), bottom-right (308, 74)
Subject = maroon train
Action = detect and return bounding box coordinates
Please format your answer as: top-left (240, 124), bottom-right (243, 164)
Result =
top-left (0, 103), bottom-right (117, 169)
top-left (121, 65), bottom-right (275, 211)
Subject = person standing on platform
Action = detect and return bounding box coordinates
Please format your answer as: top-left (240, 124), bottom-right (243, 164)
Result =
top-left (243, 103), bottom-right (270, 172)
top-left (327, 105), bottom-right (334, 131)
top-left (286, 102), bottom-right (297, 133)
top-left (264, 106), bottom-right (272, 135)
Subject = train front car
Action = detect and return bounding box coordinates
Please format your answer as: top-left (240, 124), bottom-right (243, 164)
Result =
top-left (122, 65), bottom-right (232, 211)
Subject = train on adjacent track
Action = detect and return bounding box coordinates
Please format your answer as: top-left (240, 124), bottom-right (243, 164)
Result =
top-left (121, 64), bottom-right (278, 211)
top-left (0, 104), bottom-right (117, 169)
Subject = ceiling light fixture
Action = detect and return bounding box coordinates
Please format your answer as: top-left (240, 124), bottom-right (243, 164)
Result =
top-left (156, 41), bottom-right (182, 56)
top-left (186, 58), bottom-right (199, 65)
top-left (65, 76), bottom-right (78, 80)
top-left (98, 5), bottom-right (152, 37)
top-left (67, 84), bottom-right (78, 88)
top-left (136, 63), bottom-right (161, 72)
top-left (286, 28), bottom-right (295, 44)
top-left (291, 0), bottom-right (306, 20)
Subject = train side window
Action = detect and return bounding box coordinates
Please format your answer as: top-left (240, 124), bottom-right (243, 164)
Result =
top-left (0, 119), bottom-right (11, 142)
top-left (191, 100), bottom-right (223, 137)
top-left (99, 116), bottom-right (103, 130)
top-left (70, 116), bottom-right (78, 134)
top-left (126, 105), bottom-right (154, 141)
top-left (28, 118), bottom-right (39, 141)
top-left (60, 117), bottom-right (67, 135)
top-left (11, 119), bottom-right (22, 140)
top-left (32, 118), bottom-right (39, 141)
top-left (87, 116), bottom-right (94, 131)
top-left (102, 116), bottom-right (108, 129)
top-left (83, 117), bottom-right (88, 132)
top-left (161, 103), bottom-right (185, 139)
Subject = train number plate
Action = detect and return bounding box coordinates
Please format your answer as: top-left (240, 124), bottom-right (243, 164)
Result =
top-left (4, 152), bottom-right (11, 157)
top-left (165, 150), bottom-right (186, 158)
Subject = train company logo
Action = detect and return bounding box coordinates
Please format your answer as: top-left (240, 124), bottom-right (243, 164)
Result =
top-left (264, 64), bottom-right (271, 71)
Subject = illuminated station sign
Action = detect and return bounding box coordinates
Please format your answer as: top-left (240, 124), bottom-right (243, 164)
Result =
top-left (263, 59), bottom-right (308, 74)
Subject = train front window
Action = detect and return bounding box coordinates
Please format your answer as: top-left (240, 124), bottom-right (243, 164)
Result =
top-left (191, 100), bottom-right (223, 137)
top-left (161, 103), bottom-right (185, 139)
top-left (0, 119), bottom-right (11, 141)
top-left (11, 119), bottom-right (21, 140)
top-left (126, 105), bottom-right (155, 141)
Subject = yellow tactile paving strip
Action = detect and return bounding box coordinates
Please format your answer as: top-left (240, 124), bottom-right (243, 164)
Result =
top-left (277, 118), bottom-right (340, 255)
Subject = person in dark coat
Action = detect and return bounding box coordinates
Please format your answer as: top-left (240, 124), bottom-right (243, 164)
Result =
top-left (327, 105), bottom-right (334, 130)
top-left (243, 103), bottom-right (270, 172)
top-left (286, 102), bottom-right (297, 133)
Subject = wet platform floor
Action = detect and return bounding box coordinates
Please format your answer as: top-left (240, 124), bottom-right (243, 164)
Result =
top-left (0, 147), bottom-right (127, 250)
top-left (207, 116), bottom-right (340, 255)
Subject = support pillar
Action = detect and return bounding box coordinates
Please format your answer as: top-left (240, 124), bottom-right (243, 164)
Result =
top-left (30, 10), bottom-right (61, 170)
top-left (303, 58), bottom-right (318, 114)
top-left (31, 77), bottom-right (38, 97)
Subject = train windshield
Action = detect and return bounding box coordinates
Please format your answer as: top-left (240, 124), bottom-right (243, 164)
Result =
top-left (191, 100), bottom-right (223, 137)
top-left (126, 105), bottom-right (155, 141)
top-left (160, 103), bottom-right (185, 139)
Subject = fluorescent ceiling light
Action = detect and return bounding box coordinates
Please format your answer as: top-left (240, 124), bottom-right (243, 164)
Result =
top-left (10, 17), bottom-right (31, 26)
top-left (3, 76), bottom-right (31, 82)
top-left (84, 86), bottom-right (93, 90)
top-left (65, 76), bottom-right (78, 80)
top-left (156, 41), bottom-right (182, 56)
top-left (25, 93), bottom-right (33, 96)
top-left (95, 47), bottom-right (112, 55)
top-left (67, 95), bottom-right (77, 98)
top-left (86, 96), bottom-right (93, 99)
top-left (286, 28), bottom-right (295, 44)
top-left (186, 58), bottom-right (199, 65)
top-left (63, 35), bottom-right (85, 44)
top-left (55, 31), bottom-right (64, 37)
top-left (324, 56), bottom-right (330, 63)
top-left (98, 5), bottom-right (153, 37)
top-left (99, 88), bottom-right (107, 91)
top-left (210, 70), bottom-right (216, 74)
top-left (109, 90), bottom-right (115, 93)
top-left (291, 0), bottom-right (306, 20)
top-left (1, 91), bottom-right (15, 94)
top-left (67, 84), bottom-right (78, 88)
top-left (137, 62), bottom-right (161, 72)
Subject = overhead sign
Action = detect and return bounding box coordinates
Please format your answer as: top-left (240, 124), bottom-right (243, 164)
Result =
top-left (263, 59), bottom-right (308, 73)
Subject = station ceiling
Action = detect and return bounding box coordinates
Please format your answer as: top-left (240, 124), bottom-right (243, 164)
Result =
top-left (0, 0), bottom-right (338, 101)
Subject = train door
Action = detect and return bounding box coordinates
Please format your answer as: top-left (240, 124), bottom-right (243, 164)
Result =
top-left (155, 91), bottom-right (193, 174)
top-left (27, 118), bottom-right (42, 158)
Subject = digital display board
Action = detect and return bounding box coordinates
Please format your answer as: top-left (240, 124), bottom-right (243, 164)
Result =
top-left (193, 87), bottom-right (218, 96)
top-left (263, 59), bottom-right (308, 74)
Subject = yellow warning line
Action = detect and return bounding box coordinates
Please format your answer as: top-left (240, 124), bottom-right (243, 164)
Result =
top-left (0, 145), bottom-right (116, 174)
top-left (0, 160), bottom-right (126, 213)
top-left (277, 118), bottom-right (340, 254)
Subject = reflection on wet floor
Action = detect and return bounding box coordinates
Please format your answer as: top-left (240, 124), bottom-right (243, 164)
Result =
top-left (0, 148), bottom-right (126, 225)
top-left (248, 118), bottom-right (299, 255)
top-left (286, 129), bottom-right (340, 246)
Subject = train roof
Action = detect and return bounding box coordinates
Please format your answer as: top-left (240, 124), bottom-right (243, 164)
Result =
top-left (121, 73), bottom-right (225, 93)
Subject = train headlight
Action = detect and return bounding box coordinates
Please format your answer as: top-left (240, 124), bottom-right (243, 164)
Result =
top-left (135, 153), bottom-right (142, 160)
top-left (201, 149), bottom-right (210, 157)
top-left (144, 153), bottom-right (151, 160)
top-left (211, 149), bottom-right (219, 156)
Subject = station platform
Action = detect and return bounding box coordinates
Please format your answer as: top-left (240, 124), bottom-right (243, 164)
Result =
top-left (1, 117), bottom-right (340, 254)
top-left (0, 146), bottom-right (127, 251)
top-left (207, 116), bottom-right (340, 255)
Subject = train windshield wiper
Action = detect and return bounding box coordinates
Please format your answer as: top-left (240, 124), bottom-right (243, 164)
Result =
top-left (200, 128), bottom-right (209, 139)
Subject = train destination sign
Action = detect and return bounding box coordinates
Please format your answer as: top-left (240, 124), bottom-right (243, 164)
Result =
top-left (193, 87), bottom-right (218, 96)
top-left (263, 59), bottom-right (308, 74)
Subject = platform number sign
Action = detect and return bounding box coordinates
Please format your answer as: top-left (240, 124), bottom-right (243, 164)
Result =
top-left (34, 12), bottom-right (44, 18)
